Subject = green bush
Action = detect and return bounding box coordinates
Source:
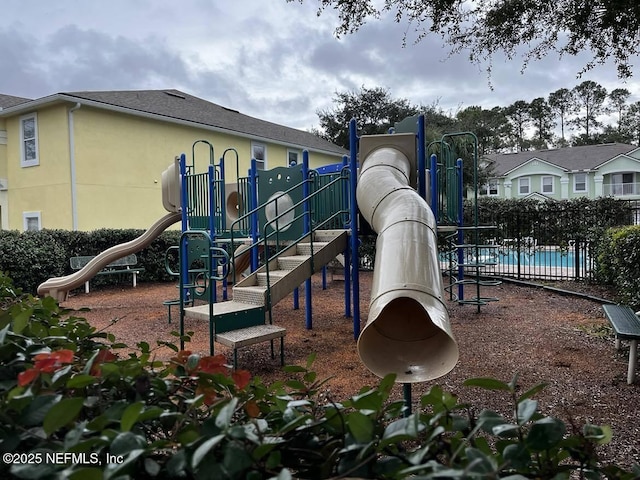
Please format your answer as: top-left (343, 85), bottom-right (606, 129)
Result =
top-left (0, 229), bottom-right (182, 294)
top-left (594, 225), bottom-right (640, 309)
top-left (0, 272), bottom-right (637, 479)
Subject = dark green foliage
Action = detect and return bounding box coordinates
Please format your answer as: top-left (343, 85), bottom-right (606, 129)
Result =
top-left (1, 271), bottom-right (638, 479)
top-left (593, 225), bottom-right (640, 309)
top-left (0, 229), bottom-right (182, 294)
top-left (466, 197), bottom-right (634, 248)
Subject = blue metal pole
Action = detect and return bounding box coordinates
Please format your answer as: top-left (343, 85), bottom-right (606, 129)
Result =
top-left (349, 118), bottom-right (360, 340)
top-left (250, 160), bottom-right (259, 272)
top-left (302, 151), bottom-right (312, 330)
top-left (417, 115), bottom-right (426, 199)
top-left (341, 155), bottom-right (351, 318)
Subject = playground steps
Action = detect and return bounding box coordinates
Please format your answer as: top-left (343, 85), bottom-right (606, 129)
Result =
top-left (182, 229), bottom-right (348, 364)
top-left (235, 229), bottom-right (348, 306)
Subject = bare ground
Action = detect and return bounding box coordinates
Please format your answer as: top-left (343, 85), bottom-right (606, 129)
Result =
top-left (61, 272), bottom-right (640, 469)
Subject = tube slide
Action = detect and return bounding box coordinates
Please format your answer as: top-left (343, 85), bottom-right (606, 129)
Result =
top-left (37, 212), bottom-right (181, 301)
top-left (356, 138), bottom-right (458, 383)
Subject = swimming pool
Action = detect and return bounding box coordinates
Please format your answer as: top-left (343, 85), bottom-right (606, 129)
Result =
top-left (472, 247), bottom-right (581, 268)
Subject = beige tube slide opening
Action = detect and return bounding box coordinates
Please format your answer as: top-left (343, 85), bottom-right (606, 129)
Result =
top-left (356, 141), bottom-right (458, 383)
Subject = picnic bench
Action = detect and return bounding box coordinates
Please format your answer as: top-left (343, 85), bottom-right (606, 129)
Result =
top-left (602, 304), bottom-right (640, 384)
top-left (70, 254), bottom-right (144, 293)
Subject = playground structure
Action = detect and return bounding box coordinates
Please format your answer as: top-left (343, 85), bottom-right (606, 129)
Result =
top-left (38, 114), bottom-right (496, 384)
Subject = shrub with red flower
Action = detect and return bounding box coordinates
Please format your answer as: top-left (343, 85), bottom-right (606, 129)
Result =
top-left (18, 349), bottom-right (75, 386)
top-left (89, 349), bottom-right (118, 376)
top-left (171, 351), bottom-right (251, 404)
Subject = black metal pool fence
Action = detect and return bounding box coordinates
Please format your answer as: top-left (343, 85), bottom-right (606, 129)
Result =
top-left (453, 198), bottom-right (640, 281)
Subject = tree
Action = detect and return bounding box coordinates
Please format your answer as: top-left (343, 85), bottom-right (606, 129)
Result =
top-left (456, 106), bottom-right (509, 155)
top-left (504, 100), bottom-right (531, 152)
top-left (288, 0), bottom-right (640, 79)
top-left (570, 81), bottom-right (608, 143)
top-left (548, 88), bottom-right (575, 146)
top-left (316, 86), bottom-right (420, 148)
top-left (528, 97), bottom-right (554, 149)
top-left (608, 88), bottom-right (631, 132)
top-left (623, 101), bottom-right (640, 145)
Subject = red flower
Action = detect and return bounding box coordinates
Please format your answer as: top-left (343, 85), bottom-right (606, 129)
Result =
top-left (196, 355), bottom-right (228, 375)
top-left (17, 349), bottom-right (75, 386)
top-left (232, 370), bottom-right (251, 390)
top-left (90, 349), bottom-right (117, 376)
top-left (171, 350), bottom-right (192, 365)
top-left (17, 368), bottom-right (40, 387)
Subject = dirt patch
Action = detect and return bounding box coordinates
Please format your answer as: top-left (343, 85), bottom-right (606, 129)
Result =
top-left (62, 272), bottom-right (640, 468)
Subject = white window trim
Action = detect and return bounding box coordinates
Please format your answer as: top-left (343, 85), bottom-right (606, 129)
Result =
top-left (23, 211), bottom-right (42, 231)
top-left (287, 149), bottom-right (300, 166)
top-left (518, 177), bottom-right (531, 195)
top-left (541, 175), bottom-right (554, 194)
top-left (20, 113), bottom-right (39, 167)
top-left (573, 172), bottom-right (588, 193)
top-left (251, 141), bottom-right (267, 170)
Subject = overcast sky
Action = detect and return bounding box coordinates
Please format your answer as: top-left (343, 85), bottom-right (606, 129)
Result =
top-left (2, 0), bottom-right (639, 132)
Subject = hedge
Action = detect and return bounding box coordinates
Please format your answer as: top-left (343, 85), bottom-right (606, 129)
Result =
top-left (0, 229), bottom-right (182, 294)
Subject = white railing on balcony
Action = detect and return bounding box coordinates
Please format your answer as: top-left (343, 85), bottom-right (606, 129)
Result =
top-left (603, 182), bottom-right (640, 196)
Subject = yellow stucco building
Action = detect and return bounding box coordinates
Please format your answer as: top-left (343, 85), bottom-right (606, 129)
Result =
top-left (0, 90), bottom-right (347, 231)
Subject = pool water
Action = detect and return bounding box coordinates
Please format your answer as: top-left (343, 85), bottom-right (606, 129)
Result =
top-left (475, 248), bottom-right (579, 267)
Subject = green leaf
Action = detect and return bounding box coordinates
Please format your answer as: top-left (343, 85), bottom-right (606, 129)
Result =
top-left (110, 431), bottom-right (146, 455)
top-left (20, 394), bottom-right (61, 427)
top-left (305, 352), bottom-right (317, 368)
top-left (526, 417), bottom-right (566, 450)
top-left (583, 424), bottom-right (613, 445)
top-left (12, 308), bottom-right (32, 335)
top-left (215, 398), bottom-right (238, 430)
top-left (502, 443), bottom-right (531, 470)
top-left (516, 398), bottom-right (538, 425)
top-left (347, 411), bottom-right (374, 443)
top-left (517, 383), bottom-right (547, 403)
top-left (192, 434), bottom-right (225, 468)
top-left (478, 410), bottom-right (507, 433)
top-left (121, 401), bottom-right (145, 432)
top-left (463, 377), bottom-right (511, 391)
top-left (67, 374), bottom-right (98, 389)
top-left (43, 397), bottom-right (84, 436)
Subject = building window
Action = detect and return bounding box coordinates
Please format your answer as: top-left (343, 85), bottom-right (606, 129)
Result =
top-left (518, 177), bottom-right (530, 195)
top-left (20, 113), bottom-right (39, 167)
top-left (611, 172), bottom-right (635, 196)
top-left (287, 150), bottom-right (299, 166)
top-left (251, 142), bottom-right (266, 170)
top-left (574, 172), bottom-right (587, 193)
top-left (541, 176), bottom-right (554, 194)
top-left (23, 211), bottom-right (41, 231)
top-left (480, 180), bottom-right (499, 196)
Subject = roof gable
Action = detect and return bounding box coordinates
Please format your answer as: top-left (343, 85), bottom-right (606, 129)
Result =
top-left (484, 143), bottom-right (637, 176)
top-left (0, 89), bottom-right (347, 156)
top-left (503, 156), bottom-right (568, 176)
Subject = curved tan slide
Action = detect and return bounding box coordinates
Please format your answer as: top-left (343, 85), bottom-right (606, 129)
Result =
top-left (38, 212), bottom-right (181, 301)
top-left (356, 135), bottom-right (459, 383)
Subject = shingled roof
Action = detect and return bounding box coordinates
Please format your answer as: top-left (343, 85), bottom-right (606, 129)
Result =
top-left (0, 89), bottom-right (347, 156)
top-left (0, 93), bottom-right (32, 109)
top-left (483, 143), bottom-right (638, 176)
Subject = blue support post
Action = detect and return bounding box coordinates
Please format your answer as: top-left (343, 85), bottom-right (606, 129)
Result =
top-left (349, 119), bottom-right (360, 340)
top-left (417, 115), bottom-right (427, 199)
top-left (302, 151), bottom-right (313, 330)
top-left (293, 288), bottom-right (299, 310)
top-left (341, 155), bottom-right (351, 319)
